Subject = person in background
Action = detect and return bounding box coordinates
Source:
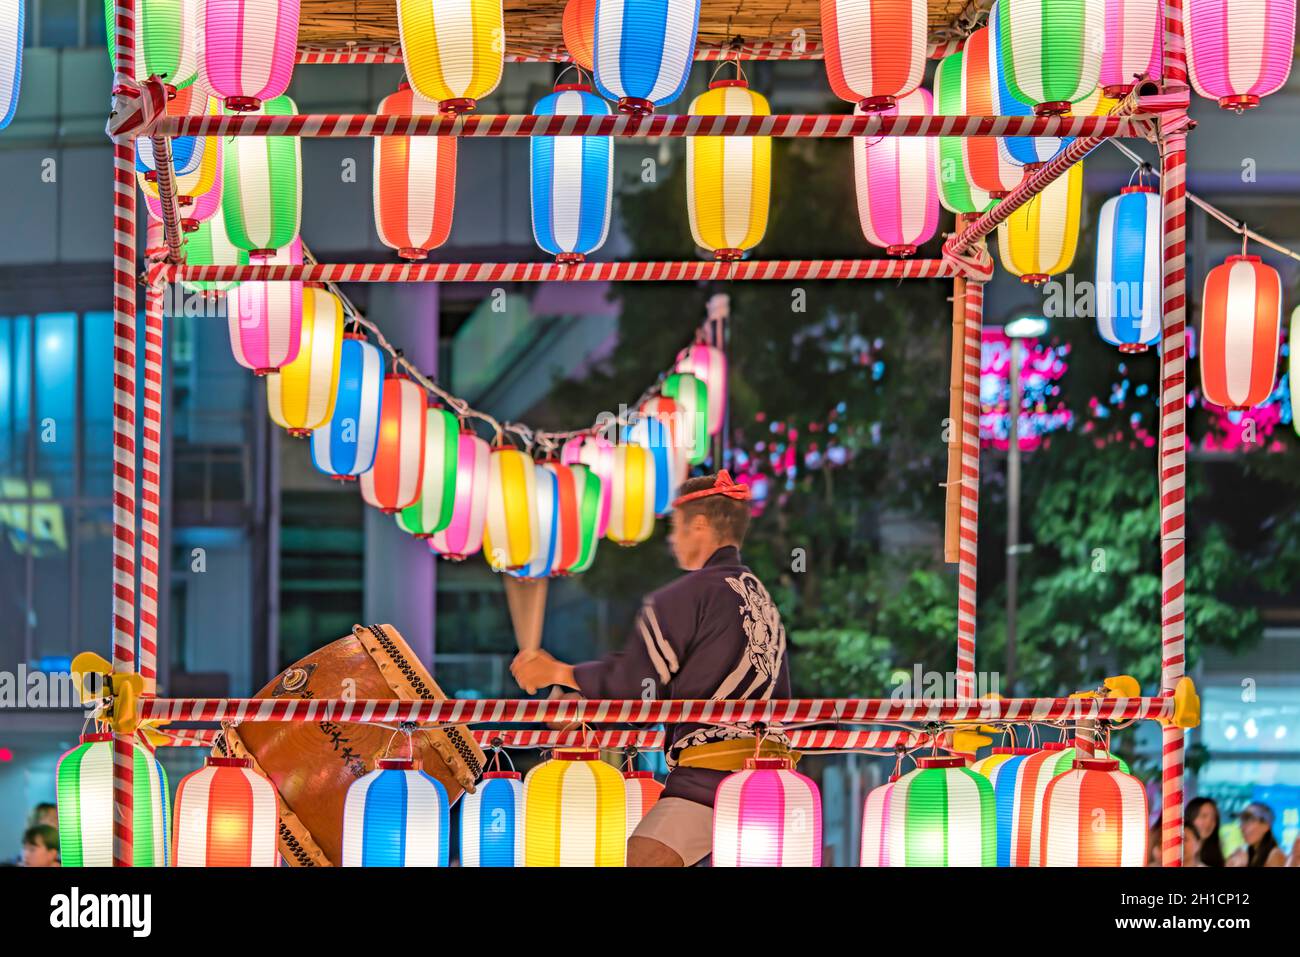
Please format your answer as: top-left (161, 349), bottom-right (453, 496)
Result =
top-left (1185, 796), bottom-right (1225, 866)
top-left (27, 803), bottom-right (57, 830)
top-left (1184, 821), bottom-right (1206, 866)
top-left (1227, 802), bottom-right (1287, 867)
top-left (21, 825), bottom-right (59, 867)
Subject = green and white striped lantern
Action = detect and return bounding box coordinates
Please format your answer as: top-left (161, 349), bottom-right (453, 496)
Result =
top-left (105, 0), bottom-right (198, 90)
top-left (568, 463), bottom-right (602, 574)
top-left (661, 372), bottom-right (710, 466)
top-left (56, 733), bottom-right (171, 867)
top-left (397, 406), bottom-right (460, 537)
top-left (932, 51), bottom-right (993, 215)
top-left (221, 94), bottom-right (302, 257)
top-left (183, 202), bottom-right (250, 294)
top-left (887, 756), bottom-right (996, 866)
top-left (996, 0), bottom-right (1104, 115)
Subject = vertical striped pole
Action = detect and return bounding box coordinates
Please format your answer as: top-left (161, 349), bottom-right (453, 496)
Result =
top-left (140, 222), bottom-right (165, 696)
top-left (944, 273), bottom-right (966, 565)
top-left (110, 0), bottom-right (139, 868)
top-left (1158, 0), bottom-right (1189, 869)
top-left (955, 276), bottom-right (983, 699)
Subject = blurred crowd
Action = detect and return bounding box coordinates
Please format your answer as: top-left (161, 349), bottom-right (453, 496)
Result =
top-left (2, 804), bottom-right (59, 867)
top-left (1148, 797), bottom-right (1300, 867)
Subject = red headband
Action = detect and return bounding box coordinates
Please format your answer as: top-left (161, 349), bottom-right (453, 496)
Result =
top-left (672, 470), bottom-right (752, 508)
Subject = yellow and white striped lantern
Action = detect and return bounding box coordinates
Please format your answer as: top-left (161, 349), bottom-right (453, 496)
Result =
top-left (524, 748), bottom-right (626, 867)
top-left (266, 284), bottom-right (343, 436)
top-left (483, 445), bottom-right (538, 571)
top-left (607, 443), bottom-right (656, 546)
top-left (996, 160), bottom-right (1083, 285)
top-left (396, 0), bottom-right (504, 114)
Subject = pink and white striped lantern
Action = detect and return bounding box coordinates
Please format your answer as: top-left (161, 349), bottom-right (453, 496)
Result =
top-left (1099, 0), bottom-right (1163, 97)
top-left (196, 0), bottom-right (300, 112)
top-left (1183, 0), bottom-right (1296, 111)
top-left (819, 0), bottom-right (928, 112)
top-left (360, 375), bottom-right (427, 514)
top-left (624, 770), bottom-right (665, 835)
top-left (713, 757), bottom-right (822, 867)
top-left (1199, 254), bottom-right (1283, 411)
top-left (1038, 758), bottom-right (1148, 866)
top-left (226, 238), bottom-right (302, 375)
top-left (859, 775), bottom-right (898, 867)
top-left (428, 429), bottom-right (492, 560)
top-left (853, 88), bottom-right (938, 257)
top-left (674, 343), bottom-right (727, 437)
top-left (561, 433), bottom-right (613, 538)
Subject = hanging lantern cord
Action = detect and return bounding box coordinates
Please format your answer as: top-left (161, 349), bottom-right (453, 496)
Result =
top-left (555, 63), bottom-right (590, 89)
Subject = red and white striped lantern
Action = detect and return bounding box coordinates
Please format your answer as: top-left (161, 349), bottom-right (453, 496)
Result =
top-left (1039, 758), bottom-right (1147, 867)
top-left (374, 83), bottom-right (457, 260)
top-left (561, 433), bottom-right (613, 538)
top-left (624, 770), bottom-right (664, 835)
top-left (713, 757), bottom-right (822, 867)
top-left (1199, 254), bottom-right (1282, 410)
top-left (853, 88), bottom-right (938, 257)
top-left (961, 26), bottom-right (1021, 199)
top-left (173, 756), bottom-right (279, 866)
top-left (360, 375), bottom-right (428, 513)
top-left (819, 0), bottom-right (927, 112)
top-left (541, 460), bottom-right (583, 575)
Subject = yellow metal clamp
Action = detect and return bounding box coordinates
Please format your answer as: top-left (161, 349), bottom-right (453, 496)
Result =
top-left (69, 651), bottom-right (153, 735)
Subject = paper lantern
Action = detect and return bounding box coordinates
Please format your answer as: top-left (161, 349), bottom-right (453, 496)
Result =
top-left (266, 284), bottom-right (343, 436)
top-left (562, 0), bottom-right (596, 70)
top-left (541, 460), bottom-right (583, 574)
top-left (137, 85), bottom-right (204, 180)
top-left (996, 160), bottom-right (1083, 284)
top-left (1199, 254), bottom-right (1283, 410)
top-left (640, 394), bottom-right (686, 494)
top-left (374, 84), bottom-right (457, 260)
top-left (997, 0), bottom-right (1104, 115)
top-left (887, 755), bottom-right (995, 867)
top-left (106, 0), bottom-right (198, 90)
top-left (394, 405), bottom-right (458, 534)
top-left (310, 335), bottom-right (385, 480)
top-left (859, 775), bottom-right (897, 867)
top-left (624, 770), bottom-right (664, 835)
top-left (686, 77), bottom-right (771, 261)
top-left (531, 83), bottom-right (613, 263)
top-left (561, 433), bottom-right (613, 538)
top-left (1099, 0), bottom-right (1163, 97)
top-left (1039, 758), bottom-right (1147, 866)
top-left (961, 26), bottom-right (1021, 199)
top-left (524, 748), bottom-right (626, 866)
top-left (607, 443), bottom-right (657, 545)
top-left (819, 0), bottom-right (927, 111)
top-left (221, 94), bottom-right (302, 256)
top-left (460, 770), bottom-right (524, 867)
top-left (483, 446), bottom-right (538, 571)
top-left (971, 745), bottom-right (1036, 780)
top-left (397, 0), bottom-right (504, 113)
top-left (173, 755), bottom-right (278, 866)
top-left (853, 89), bottom-right (938, 257)
top-left (714, 757), bottom-right (821, 867)
top-left (0, 0), bottom-right (21, 132)
top-left (56, 733), bottom-right (169, 867)
top-left (593, 0), bottom-right (700, 114)
top-left (626, 414), bottom-right (675, 517)
top-left (181, 201), bottom-right (249, 294)
top-left (195, 0), bottom-right (298, 111)
top-left (428, 430), bottom-right (491, 560)
top-left (1292, 307), bottom-right (1300, 438)
top-left (1184, 0), bottom-right (1296, 110)
top-left (675, 343), bottom-right (726, 436)
top-left (932, 52), bottom-right (993, 215)
top-left (661, 372), bottom-right (708, 465)
top-left (1096, 184), bottom-right (1161, 352)
top-left (360, 374), bottom-right (427, 513)
top-left (143, 96), bottom-right (224, 232)
top-left (341, 758), bottom-right (449, 867)
top-left (567, 463), bottom-right (603, 573)
top-left (511, 460), bottom-right (558, 578)
top-left (227, 238), bottom-right (303, 375)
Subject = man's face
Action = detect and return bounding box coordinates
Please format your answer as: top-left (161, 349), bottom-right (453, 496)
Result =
top-left (23, 839), bottom-right (58, 867)
top-left (668, 509), bottom-right (710, 571)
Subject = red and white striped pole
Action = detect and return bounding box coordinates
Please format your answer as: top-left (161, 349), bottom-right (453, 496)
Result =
top-left (140, 223), bottom-right (166, 696)
top-left (955, 277), bottom-right (984, 699)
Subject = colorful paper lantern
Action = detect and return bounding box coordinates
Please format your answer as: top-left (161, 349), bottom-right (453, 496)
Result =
top-left (266, 284), bottom-right (343, 436)
top-left (640, 394), bottom-right (686, 493)
top-left (56, 733), bottom-right (169, 867)
top-left (173, 755), bottom-right (278, 866)
top-left (227, 238), bottom-right (303, 375)
top-left (221, 94), bottom-right (301, 256)
top-left (853, 89), bottom-right (938, 257)
top-left (932, 52), bottom-right (993, 215)
top-left (1039, 758), bottom-right (1147, 866)
top-left (531, 82), bottom-right (613, 263)
top-left (341, 758), bottom-right (450, 867)
top-left (1099, 0), bottom-right (1163, 97)
top-left (395, 405), bottom-right (458, 534)
top-left (511, 459), bottom-right (558, 578)
top-left (819, 0), bottom-right (927, 111)
top-left (593, 0), bottom-right (700, 114)
top-left (567, 463), bottom-right (603, 573)
top-left (143, 96), bottom-right (223, 232)
top-left (561, 433), bottom-right (613, 537)
top-left (661, 372), bottom-right (708, 465)
top-left (887, 755), bottom-right (995, 867)
top-left (1291, 307), bottom-right (1300, 438)
top-left (997, 0), bottom-right (1104, 115)
top-left (624, 770), bottom-right (665, 835)
top-left (1199, 254), bottom-right (1283, 410)
top-left (1096, 184), bottom-right (1161, 353)
top-left (859, 775), bottom-right (897, 867)
top-left (1184, 0), bottom-right (1296, 110)
top-left (524, 748), bottom-right (626, 866)
top-left (675, 342), bottom-right (727, 437)
top-left (374, 84), bottom-right (457, 260)
top-left (181, 201), bottom-right (249, 294)
top-left (106, 0), bottom-right (198, 90)
top-left (626, 413), bottom-right (675, 517)
top-left (0, 0), bottom-right (21, 132)
top-left (996, 160), bottom-right (1083, 284)
top-left (360, 374), bottom-right (427, 513)
top-left (961, 26), bottom-right (1022, 199)
top-left (428, 430), bottom-right (491, 560)
top-left (607, 443), bottom-right (657, 545)
top-left (137, 85), bottom-right (204, 180)
top-left (540, 460), bottom-right (583, 574)
top-left (714, 757), bottom-right (821, 867)
top-left (310, 334), bottom-right (385, 481)
top-left (971, 745), bottom-right (1036, 780)
top-left (460, 770), bottom-right (524, 867)
top-left (195, 0), bottom-right (299, 111)
top-left (686, 76), bottom-right (771, 261)
top-left (562, 0), bottom-right (596, 70)
top-left (397, 0), bottom-right (504, 114)
top-left (483, 445), bottom-right (538, 571)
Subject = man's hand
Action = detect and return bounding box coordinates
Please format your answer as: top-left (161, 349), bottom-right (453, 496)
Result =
top-left (510, 649), bottom-right (577, 695)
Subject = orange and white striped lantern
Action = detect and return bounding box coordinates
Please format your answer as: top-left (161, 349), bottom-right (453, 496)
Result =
top-left (561, 0), bottom-right (596, 71)
top-left (1199, 254), bottom-right (1282, 411)
top-left (374, 84), bottom-right (457, 260)
top-left (360, 375), bottom-right (427, 513)
top-left (483, 445), bottom-right (538, 571)
top-left (1039, 758), bottom-right (1147, 867)
top-left (541, 460), bottom-right (583, 575)
top-left (819, 0), bottom-right (927, 112)
top-left (624, 770), bottom-right (664, 835)
top-left (173, 756), bottom-right (279, 867)
top-left (961, 26), bottom-right (1021, 199)
top-left (607, 443), bottom-right (656, 546)
top-left (266, 284), bottom-right (343, 436)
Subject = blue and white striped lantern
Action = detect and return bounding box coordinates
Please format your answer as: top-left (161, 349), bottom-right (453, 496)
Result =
top-left (460, 770), bottom-right (525, 866)
top-left (593, 0), bottom-right (700, 114)
top-left (342, 759), bottom-right (450, 867)
top-left (311, 333), bottom-right (385, 480)
top-left (530, 83), bottom-right (613, 263)
top-left (511, 462), bottom-right (559, 579)
top-left (626, 414), bottom-right (675, 516)
top-left (0, 0), bottom-right (22, 131)
top-left (1095, 184), bottom-right (1161, 353)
